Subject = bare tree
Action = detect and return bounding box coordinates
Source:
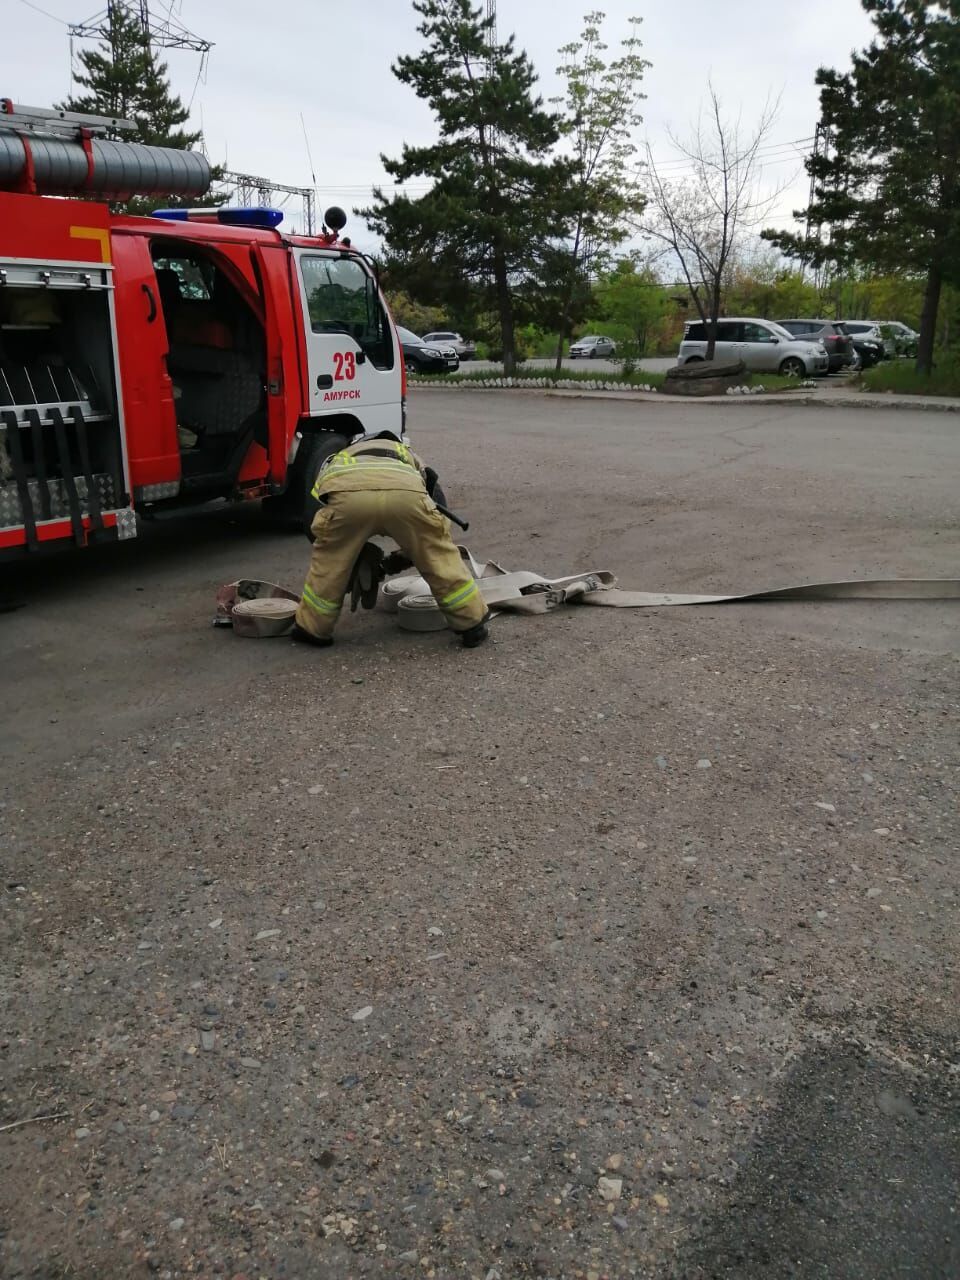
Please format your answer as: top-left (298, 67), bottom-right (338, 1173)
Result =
top-left (639, 86), bottom-right (785, 361)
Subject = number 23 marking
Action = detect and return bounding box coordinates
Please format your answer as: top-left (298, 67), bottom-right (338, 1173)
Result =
top-left (333, 351), bottom-right (356, 381)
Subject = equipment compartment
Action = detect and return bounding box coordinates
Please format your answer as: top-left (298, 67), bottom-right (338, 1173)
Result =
top-left (0, 262), bottom-right (126, 544)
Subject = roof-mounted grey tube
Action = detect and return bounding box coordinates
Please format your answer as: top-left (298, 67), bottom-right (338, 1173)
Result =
top-left (0, 133), bottom-right (211, 198)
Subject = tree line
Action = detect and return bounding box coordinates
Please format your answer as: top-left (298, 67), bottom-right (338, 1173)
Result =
top-left (63, 0), bottom-right (960, 376)
top-left (385, 253), bottom-right (954, 368)
top-left (368, 0), bottom-right (960, 373)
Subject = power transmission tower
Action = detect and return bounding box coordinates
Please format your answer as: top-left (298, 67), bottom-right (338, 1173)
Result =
top-left (69, 0), bottom-right (213, 56)
top-left (802, 122), bottom-right (831, 289)
top-left (485, 0), bottom-right (498, 70)
top-left (484, 0), bottom-right (499, 155)
top-left (222, 170), bottom-right (315, 236)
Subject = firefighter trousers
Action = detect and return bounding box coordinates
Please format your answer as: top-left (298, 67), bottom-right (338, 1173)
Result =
top-left (295, 488), bottom-right (486, 640)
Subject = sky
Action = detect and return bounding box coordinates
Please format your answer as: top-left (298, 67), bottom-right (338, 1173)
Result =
top-left (6, 0), bottom-right (876, 252)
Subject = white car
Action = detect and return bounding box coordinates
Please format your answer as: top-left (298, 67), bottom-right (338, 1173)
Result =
top-left (881, 321), bottom-right (919, 356)
top-left (840, 319), bottom-right (913, 358)
top-left (570, 334), bottom-right (617, 359)
top-left (422, 331), bottom-right (476, 360)
top-left (679, 318), bottom-right (828, 377)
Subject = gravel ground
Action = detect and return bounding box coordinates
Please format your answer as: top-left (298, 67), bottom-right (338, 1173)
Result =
top-left (1, 394), bottom-right (958, 1280)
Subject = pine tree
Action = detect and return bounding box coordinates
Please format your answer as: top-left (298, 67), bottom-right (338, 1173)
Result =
top-left (361, 0), bottom-right (575, 374)
top-left (764, 0), bottom-right (960, 373)
top-left (64, 5), bottom-right (200, 148)
top-left (61, 3), bottom-right (215, 212)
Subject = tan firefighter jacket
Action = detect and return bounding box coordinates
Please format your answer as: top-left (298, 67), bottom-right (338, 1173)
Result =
top-left (311, 437), bottom-right (428, 499)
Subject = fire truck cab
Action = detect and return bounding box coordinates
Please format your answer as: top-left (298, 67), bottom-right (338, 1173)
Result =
top-left (0, 101), bottom-right (405, 558)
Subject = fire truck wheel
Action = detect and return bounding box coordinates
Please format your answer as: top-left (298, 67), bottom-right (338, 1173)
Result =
top-left (263, 432), bottom-right (349, 534)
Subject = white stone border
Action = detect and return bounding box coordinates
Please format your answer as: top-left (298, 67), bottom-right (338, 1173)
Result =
top-left (408, 375), bottom-right (658, 393)
top-left (407, 378), bottom-right (960, 411)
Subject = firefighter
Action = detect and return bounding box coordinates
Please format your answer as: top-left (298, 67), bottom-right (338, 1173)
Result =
top-left (291, 431), bottom-right (489, 648)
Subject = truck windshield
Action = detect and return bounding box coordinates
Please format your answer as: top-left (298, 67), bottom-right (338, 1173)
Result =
top-left (300, 254), bottom-right (394, 370)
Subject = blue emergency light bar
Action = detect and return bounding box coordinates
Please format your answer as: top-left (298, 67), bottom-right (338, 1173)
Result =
top-left (152, 207), bottom-right (284, 229)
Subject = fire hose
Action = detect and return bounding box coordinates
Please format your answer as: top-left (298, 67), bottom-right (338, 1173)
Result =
top-left (380, 551), bottom-right (960, 631)
top-left (217, 547), bottom-right (960, 638)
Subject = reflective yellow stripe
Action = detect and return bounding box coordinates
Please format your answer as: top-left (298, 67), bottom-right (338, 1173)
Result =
top-left (302, 585), bottom-right (341, 615)
top-left (69, 225), bottom-right (111, 262)
top-left (311, 461), bottom-right (417, 498)
top-left (348, 441), bottom-right (416, 469)
top-left (319, 463), bottom-right (415, 482)
top-left (440, 580), bottom-right (480, 609)
top-left (327, 465), bottom-right (414, 476)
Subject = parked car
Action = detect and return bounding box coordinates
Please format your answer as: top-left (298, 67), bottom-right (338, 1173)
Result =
top-left (876, 324), bottom-right (901, 358)
top-left (777, 319), bottom-right (854, 373)
top-left (837, 320), bottom-right (890, 355)
top-left (840, 318), bottom-right (920, 358)
top-left (835, 323), bottom-right (884, 368)
top-left (881, 321), bottom-right (919, 357)
top-left (570, 334), bottom-right (617, 359)
top-left (397, 326), bottom-right (460, 374)
top-left (678, 318), bottom-right (829, 377)
top-left (422, 330), bottom-right (476, 360)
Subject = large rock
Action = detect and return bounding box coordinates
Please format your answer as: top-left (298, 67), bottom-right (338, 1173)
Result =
top-left (661, 359), bottom-right (747, 396)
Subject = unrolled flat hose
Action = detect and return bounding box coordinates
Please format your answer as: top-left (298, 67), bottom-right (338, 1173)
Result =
top-left (388, 555), bottom-right (960, 631)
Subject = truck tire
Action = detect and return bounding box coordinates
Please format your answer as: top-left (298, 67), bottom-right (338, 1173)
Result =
top-left (263, 432), bottom-right (348, 534)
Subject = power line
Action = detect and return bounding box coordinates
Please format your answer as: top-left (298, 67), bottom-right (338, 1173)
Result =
top-left (303, 134), bottom-right (816, 198)
top-left (310, 158), bottom-right (808, 198)
top-left (17, 0), bottom-right (70, 23)
top-left (638, 135), bottom-right (814, 174)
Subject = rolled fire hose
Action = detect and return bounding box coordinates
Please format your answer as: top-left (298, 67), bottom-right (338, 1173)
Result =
top-left (232, 597), bottom-right (299, 637)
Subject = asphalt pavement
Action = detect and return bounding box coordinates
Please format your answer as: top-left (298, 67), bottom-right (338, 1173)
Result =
top-left (1, 393), bottom-right (957, 1279)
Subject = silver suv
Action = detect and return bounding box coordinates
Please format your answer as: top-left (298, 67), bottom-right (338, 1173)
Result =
top-left (570, 334), bottom-right (617, 359)
top-left (679, 318), bottom-right (828, 377)
top-left (422, 331), bottom-right (476, 360)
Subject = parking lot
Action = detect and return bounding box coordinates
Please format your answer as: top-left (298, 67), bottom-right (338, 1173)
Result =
top-left (1, 391), bottom-right (958, 1279)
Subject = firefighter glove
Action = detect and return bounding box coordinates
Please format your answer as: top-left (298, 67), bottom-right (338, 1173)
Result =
top-left (382, 550), bottom-right (414, 575)
top-left (348, 542), bottom-right (386, 612)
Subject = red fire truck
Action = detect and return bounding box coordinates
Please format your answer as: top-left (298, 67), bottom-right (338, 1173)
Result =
top-left (0, 100), bottom-right (405, 557)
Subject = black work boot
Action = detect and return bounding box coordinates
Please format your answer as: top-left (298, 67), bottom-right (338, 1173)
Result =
top-left (291, 623), bottom-right (334, 648)
top-left (460, 616), bottom-right (490, 649)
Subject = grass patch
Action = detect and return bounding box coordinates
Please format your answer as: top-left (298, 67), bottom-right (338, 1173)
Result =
top-left (860, 359), bottom-right (960, 397)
